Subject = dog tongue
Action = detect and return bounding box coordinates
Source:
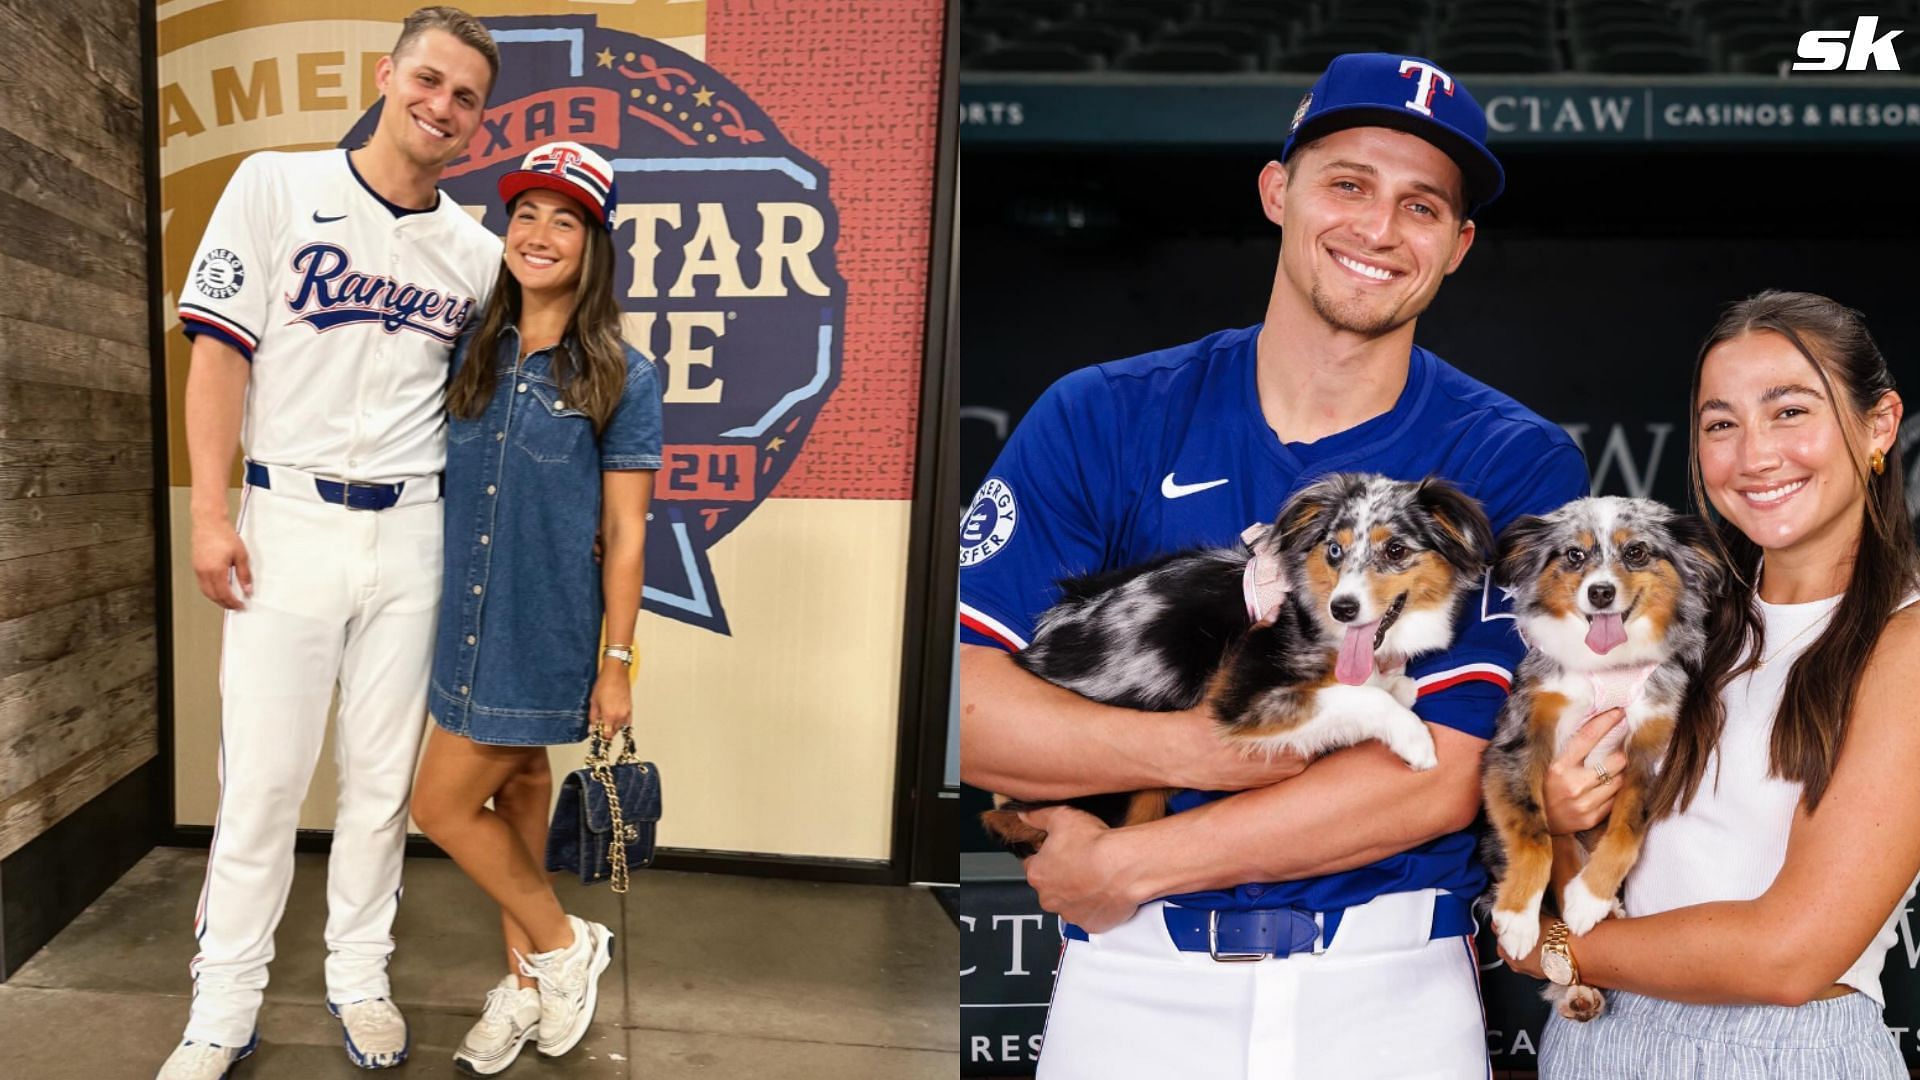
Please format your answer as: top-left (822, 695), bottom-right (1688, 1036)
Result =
top-left (1586, 613), bottom-right (1627, 655)
top-left (1337, 622), bottom-right (1380, 685)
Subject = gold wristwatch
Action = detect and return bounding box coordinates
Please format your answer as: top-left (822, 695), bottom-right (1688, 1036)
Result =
top-left (1540, 919), bottom-right (1581, 986)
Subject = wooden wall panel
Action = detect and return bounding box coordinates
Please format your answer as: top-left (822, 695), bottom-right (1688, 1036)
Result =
top-left (0, 0), bottom-right (155, 862)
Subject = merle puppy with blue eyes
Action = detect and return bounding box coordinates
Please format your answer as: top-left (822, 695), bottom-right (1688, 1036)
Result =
top-left (1481, 496), bottom-right (1725, 1022)
top-left (979, 472), bottom-right (1494, 857)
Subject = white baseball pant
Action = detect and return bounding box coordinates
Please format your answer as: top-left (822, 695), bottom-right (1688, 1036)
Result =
top-left (186, 481), bottom-right (442, 1046)
top-left (1036, 890), bottom-right (1490, 1080)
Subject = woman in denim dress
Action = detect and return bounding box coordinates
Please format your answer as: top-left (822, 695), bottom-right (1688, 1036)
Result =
top-left (410, 141), bottom-right (662, 1076)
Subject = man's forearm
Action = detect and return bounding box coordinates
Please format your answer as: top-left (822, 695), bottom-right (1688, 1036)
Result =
top-left (960, 644), bottom-right (1210, 800)
top-left (1100, 725), bottom-right (1486, 900)
top-left (184, 337), bottom-right (250, 523)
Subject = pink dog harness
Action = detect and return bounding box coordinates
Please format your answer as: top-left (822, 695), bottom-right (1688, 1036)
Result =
top-left (1240, 524), bottom-right (1288, 623)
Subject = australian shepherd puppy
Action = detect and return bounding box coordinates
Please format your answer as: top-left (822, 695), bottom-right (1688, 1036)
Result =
top-left (1482, 496), bottom-right (1724, 1021)
top-left (980, 473), bottom-right (1494, 856)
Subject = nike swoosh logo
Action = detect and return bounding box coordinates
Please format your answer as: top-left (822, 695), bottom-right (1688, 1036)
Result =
top-left (1161, 473), bottom-right (1230, 499)
top-left (312, 212), bottom-right (347, 223)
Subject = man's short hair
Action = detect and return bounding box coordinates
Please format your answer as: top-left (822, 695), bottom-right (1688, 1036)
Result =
top-left (393, 6), bottom-right (500, 95)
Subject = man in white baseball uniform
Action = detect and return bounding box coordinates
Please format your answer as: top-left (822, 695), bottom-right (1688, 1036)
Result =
top-left (161, 9), bottom-right (504, 1079)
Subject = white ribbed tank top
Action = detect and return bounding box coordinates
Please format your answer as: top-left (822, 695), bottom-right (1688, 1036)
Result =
top-left (1624, 591), bottom-right (1919, 1004)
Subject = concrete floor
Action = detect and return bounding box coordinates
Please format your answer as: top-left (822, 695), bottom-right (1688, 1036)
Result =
top-left (0, 848), bottom-right (958, 1079)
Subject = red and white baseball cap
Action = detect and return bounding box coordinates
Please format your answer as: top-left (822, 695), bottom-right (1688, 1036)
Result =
top-left (497, 141), bottom-right (617, 227)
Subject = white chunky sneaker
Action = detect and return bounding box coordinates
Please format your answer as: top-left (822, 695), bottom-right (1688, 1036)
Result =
top-left (518, 915), bottom-right (615, 1057)
top-left (327, 997), bottom-right (410, 1069)
top-left (453, 975), bottom-right (542, 1076)
top-left (155, 1033), bottom-right (257, 1080)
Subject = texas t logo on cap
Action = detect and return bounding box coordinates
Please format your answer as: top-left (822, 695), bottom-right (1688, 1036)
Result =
top-left (1397, 59), bottom-right (1454, 118)
top-left (498, 140), bottom-right (618, 228)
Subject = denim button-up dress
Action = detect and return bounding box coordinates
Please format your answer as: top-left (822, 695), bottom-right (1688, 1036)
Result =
top-left (429, 326), bottom-right (664, 745)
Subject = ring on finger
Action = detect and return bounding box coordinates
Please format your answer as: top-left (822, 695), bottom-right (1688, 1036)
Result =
top-left (1591, 763), bottom-right (1613, 787)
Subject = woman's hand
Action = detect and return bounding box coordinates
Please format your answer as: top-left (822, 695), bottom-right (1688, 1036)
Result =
top-left (1544, 709), bottom-right (1630, 836)
top-left (590, 664), bottom-right (633, 738)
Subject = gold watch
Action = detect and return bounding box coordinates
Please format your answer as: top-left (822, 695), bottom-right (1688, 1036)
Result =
top-left (1540, 919), bottom-right (1581, 986)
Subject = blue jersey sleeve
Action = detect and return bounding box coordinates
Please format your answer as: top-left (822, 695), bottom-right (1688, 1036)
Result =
top-left (959, 367), bottom-right (1123, 652)
top-left (1409, 441), bottom-right (1590, 738)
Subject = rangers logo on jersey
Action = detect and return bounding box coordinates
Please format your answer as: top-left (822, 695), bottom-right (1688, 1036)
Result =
top-left (283, 242), bottom-right (475, 343)
top-left (341, 16), bottom-right (845, 635)
top-left (194, 248), bottom-right (246, 299)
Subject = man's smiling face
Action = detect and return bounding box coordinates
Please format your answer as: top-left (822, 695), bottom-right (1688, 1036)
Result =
top-left (1271, 126), bottom-right (1476, 338)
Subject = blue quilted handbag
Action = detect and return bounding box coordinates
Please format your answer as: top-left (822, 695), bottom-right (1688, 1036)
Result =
top-left (545, 728), bottom-right (661, 891)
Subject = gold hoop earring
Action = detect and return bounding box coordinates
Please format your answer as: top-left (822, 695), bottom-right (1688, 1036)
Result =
top-left (1871, 449), bottom-right (1886, 476)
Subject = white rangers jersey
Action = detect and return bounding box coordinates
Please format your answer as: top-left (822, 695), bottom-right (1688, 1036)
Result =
top-left (180, 149), bottom-right (502, 484)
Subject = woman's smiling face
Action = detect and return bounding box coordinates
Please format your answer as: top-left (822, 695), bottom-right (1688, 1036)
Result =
top-left (1695, 330), bottom-right (1868, 557)
top-left (504, 188), bottom-right (588, 298)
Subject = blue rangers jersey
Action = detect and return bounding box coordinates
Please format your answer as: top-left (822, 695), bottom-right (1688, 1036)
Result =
top-left (960, 324), bottom-right (1589, 915)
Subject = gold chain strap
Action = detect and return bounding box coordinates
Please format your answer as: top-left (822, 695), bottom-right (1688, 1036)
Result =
top-left (586, 728), bottom-right (644, 893)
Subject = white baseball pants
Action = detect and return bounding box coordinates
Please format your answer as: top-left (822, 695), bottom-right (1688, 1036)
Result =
top-left (186, 485), bottom-right (442, 1046)
top-left (1036, 890), bottom-right (1491, 1080)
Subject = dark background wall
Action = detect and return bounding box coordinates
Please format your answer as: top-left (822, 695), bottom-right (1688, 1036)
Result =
top-left (0, 0), bottom-right (158, 978)
top-left (958, 141), bottom-right (1920, 1075)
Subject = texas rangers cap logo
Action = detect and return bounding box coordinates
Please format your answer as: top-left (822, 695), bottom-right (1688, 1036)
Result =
top-left (501, 139), bottom-right (618, 227)
top-left (342, 16), bottom-right (845, 635)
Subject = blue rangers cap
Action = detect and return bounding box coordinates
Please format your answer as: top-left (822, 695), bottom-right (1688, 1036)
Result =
top-left (1281, 53), bottom-right (1505, 214)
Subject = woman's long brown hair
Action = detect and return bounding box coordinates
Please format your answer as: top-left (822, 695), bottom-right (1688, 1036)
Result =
top-left (1650, 290), bottom-right (1916, 819)
top-left (447, 197), bottom-right (627, 434)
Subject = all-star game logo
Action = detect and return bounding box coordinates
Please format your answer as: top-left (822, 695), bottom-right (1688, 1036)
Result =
top-left (342, 15), bottom-right (844, 635)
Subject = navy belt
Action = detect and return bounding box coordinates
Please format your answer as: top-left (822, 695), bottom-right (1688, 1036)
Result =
top-left (245, 461), bottom-right (433, 511)
top-left (1062, 891), bottom-right (1476, 961)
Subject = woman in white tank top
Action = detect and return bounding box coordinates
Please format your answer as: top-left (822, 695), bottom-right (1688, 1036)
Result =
top-left (1502, 291), bottom-right (1920, 1079)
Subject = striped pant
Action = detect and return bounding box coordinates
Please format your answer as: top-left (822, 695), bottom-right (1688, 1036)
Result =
top-left (1539, 987), bottom-right (1904, 1079)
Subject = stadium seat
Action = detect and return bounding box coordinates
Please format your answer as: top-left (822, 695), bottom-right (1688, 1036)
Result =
top-left (1161, 21), bottom-right (1282, 59)
top-left (1802, 0), bottom-right (1882, 27)
top-left (958, 26), bottom-right (995, 59)
top-left (1025, 24), bottom-right (1136, 60)
top-left (1441, 17), bottom-right (1556, 40)
top-left (1712, 21), bottom-right (1807, 69)
top-left (1447, 0), bottom-right (1554, 18)
top-left (1115, 43), bottom-right (1255, 70)
top-left (1437, 25), bottom-right (1556, 55)
top-left (967, 43), bottom-right (1103, 70)
top-left (1080, 9), bottom-right (1180, 38)
top-left (1682, 0), bottom-right (1786, 33)
top-left (1575, 0), bottom-right (1679, 20)
top-left (964, 10), bottom-right (1041, 40)
top-left (1441, 43), bottom-right (1559, 71)
top-left (1723, 44), bottom-right (1796, 73)
top-left (1209, 0), bottom-right (1316, 31)
top-left (997, 0), bottom-right (1084, 20)
top-left (1585, 44), bottom-right (1714, 72)
top-left (1281, 34), bottom-right (1422, 70)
